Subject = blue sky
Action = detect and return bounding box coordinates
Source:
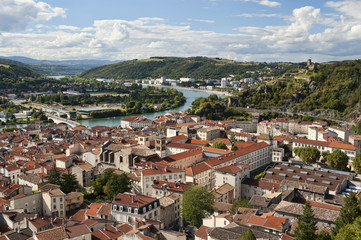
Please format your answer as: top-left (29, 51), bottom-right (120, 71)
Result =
top-left (1, 0), bottom-right (361, 62)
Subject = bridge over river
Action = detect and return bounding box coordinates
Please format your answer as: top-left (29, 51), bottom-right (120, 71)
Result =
top-left (46, 114), bottom-right (81, 128)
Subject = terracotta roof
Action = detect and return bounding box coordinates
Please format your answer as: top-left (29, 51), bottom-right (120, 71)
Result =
top-left (165, 148), bottom-right (203, 162)
top-left (92, 230), bottom-right (110, 240)
top-left (142, 166), bottom-right (184, 176)
top-left (29, 217), bottom-right (51, 230)
top-left (152, 180), bottom-right (193, 193)
top-left (36, 227), bottom-right (68, 240)
top-left (186, 162), bottom-right (211, 176)
top-left (195, 225), bottom-right (209, 240)
top-left (242, 178), bottom-right (281, 191)
top-left (115, 223), bottom-right (133, 234)
top-left (294, 138), bottom-right (357, 150)
top-left (65, 224), bottom-right (91, 238)
top-left (166, 142), bottom-right (199, 150)
top-left (113, 193), bottom-right (157, 207)
top-left (86, 203), bottom-right (103, 217)
top-left (170, 135), bottom-right (188, 142)
top-left (205, 142), bottom-right (269, 167)
top-left (215, 163), bottom-right (245, 174)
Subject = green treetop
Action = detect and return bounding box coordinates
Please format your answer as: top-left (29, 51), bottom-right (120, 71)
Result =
top-left (327, 150), bottom-right (349, 171)
top-left (61, 170), bottom-right (79, 194)
top-left (181, 185), bottom-right (215, 227)
top-left (47, 164), bottom-right (62, 186)
top-left (294, 201), bottom-right (317, 240)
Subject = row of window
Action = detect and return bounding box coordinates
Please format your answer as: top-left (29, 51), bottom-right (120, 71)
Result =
top-left (113, 202), bottom-right (158, 213)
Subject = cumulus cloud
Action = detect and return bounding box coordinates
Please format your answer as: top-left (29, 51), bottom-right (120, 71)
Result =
top-left (0, 0), bottom-right (65, 32)
top-left (3, 2), bottom-right (361, 63)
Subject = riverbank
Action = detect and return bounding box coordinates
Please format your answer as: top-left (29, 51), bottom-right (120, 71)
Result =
top-left (141, 84), bottom-right (232, 96)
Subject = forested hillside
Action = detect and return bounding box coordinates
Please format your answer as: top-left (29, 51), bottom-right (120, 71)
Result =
top-left (79, 56), bottom-right (300, 80)
top-left (235, 60), bottom-right (361, 117)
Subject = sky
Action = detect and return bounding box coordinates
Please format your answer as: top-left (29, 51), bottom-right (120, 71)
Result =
top-left (1, 0), bottom-right (361, 62)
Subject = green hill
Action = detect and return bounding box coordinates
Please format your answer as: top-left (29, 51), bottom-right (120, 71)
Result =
top-left (234, 60), bottom-right (361, 119)
top-left (79, 56), bottom-right (300, 80)
top-left (0, 58), bottom-right (41, 91)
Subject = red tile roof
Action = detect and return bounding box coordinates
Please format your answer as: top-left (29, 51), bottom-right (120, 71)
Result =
top-left (165, 148), bottom-right (203, 161)
top-left (186, 162), bottom-right (211, 176)
top-left (205, 142), bottom-right (269, 167)
top-left (195, 225), bottom-right (209, 240)
top-left (152, 180), bottom-right (193, 193)
top-left (242, 178), bottom-right (281, 191)
top-left (294, 138), bottom-right (357, 150)
top-left (65, 224), bottom-right (91, 238)
top-left (113, 193), bottom-right (157, 207)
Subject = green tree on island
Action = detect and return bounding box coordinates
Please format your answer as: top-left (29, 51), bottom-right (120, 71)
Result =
top-left (294, 201), bottom-right (317, 240)
top-left (327, 150), bottom-right (349, 171)
top-left (181, 185), bottom-right (215, 227)
top-left (61, 170), bottom-right (79, 194)
top-left (47, 164), bottom-right (62, 186)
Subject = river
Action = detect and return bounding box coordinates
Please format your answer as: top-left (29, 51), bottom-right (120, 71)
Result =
top-left (77, 89), bottom-right (225, 127)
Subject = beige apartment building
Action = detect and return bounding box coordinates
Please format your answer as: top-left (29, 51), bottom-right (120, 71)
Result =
top-left (197, 127), bottom-right (221, 141)
top-left (42, 189), bottom-right (66, 218)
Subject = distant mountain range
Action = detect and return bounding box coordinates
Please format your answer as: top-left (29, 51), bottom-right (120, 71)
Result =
top-left (0, 56), bottom-right (121, 75)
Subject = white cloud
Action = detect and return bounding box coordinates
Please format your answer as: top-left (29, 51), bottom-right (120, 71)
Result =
top-left (4, 2), bottom-right (361, 63)
top-left (57, 25), bottom-right (79, 31)
top-left (240, 0), bottom-right (281, 7)
top-left (0, 0), bottom-right (65, 32)
top-left (188, 18), bottom-right (215, 24)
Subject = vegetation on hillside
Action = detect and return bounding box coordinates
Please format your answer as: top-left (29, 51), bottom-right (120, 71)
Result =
top-left (79, 56), bottom-right (300, 80)
top-left (236, 60), bottom-right (361, 117)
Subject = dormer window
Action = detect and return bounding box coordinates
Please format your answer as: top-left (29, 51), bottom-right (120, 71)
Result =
top-left (113, 205), bottom-right (117, 211)
top-left (149, 205), bottom-right (152, 211)
top-left (128, 207), bottom-right (132, 213)
top-left (154, 202), bottom-right (157, 208)
top-left (143, 207), bottom-right (146, 213)
top-left (134, 208), bottom-right (138, 214)
top-left (120, 206), bottom-right (123, 211)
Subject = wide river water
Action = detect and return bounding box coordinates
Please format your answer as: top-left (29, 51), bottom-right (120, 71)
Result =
top-left (77, 89), bottom-right (225, 127)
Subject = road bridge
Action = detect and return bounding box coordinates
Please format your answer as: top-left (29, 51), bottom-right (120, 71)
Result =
top-left (46, 114), bottom-right (81, 128)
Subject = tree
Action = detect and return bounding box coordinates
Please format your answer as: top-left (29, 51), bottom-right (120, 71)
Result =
top-left (333, 192), bottom-right (361, 236)
top-left (352, 121), bottom-right (361, 135)
top-left (334, 216), bottom-right (361, 240)
top-left (240, 229), bottom-right (256, 240)
top-left (229, 133), bottom-right (236, 142)
top-left (327, 150), bottom-right (349, 171)
top-left (212, 141), bottom-right (228, 150)
top-left (47, 165), bottom-right (62, 186)
top-left (299, 147), bottom-right (320, 164)
top-left (61, 170), bottom-right (79, 194)
top-left (104, 173), bottom-right (132, 199)
top-left (230, 199), bottom-right (252, 214)
top-left (353, 153), bottom-right (361, 174)
top-left (315, 230), bottom-right (331, 240)
top-left (294, 201), bottom-right (317, 240)
top-left (181, 185), bottom-right (214, 227)
top-left (321, 151), bottom-right (330, 163)
top-left (231, 145), bottom-right (239, 151)
top-left (89, 169), bottom-right (114, 196)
